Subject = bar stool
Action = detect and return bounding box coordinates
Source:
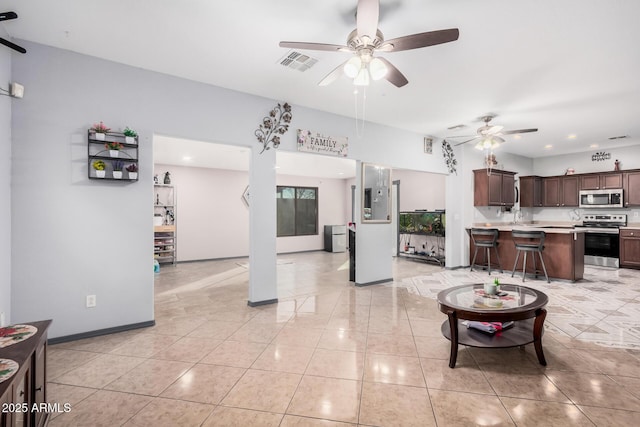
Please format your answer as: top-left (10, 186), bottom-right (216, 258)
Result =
top-left (511, 230), bottom-right (550, 283)
top-left (470, 228), bottom-right (503, 274)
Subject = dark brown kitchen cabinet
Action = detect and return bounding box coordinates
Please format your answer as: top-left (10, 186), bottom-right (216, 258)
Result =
top-left (624, 171), bottom-right (640, 207)
top-left (543, 176), bottom-right (578, 207)
top-left (620, 229), bottom-right (640, 268)
top-left (580, 173), bottom-right (622, 190)
top-left (0, 320), bottom-right (51, 427)
top-left (520, 176), bottom-right (543, 207)
top-left (474, 169), bottom-right (516, 207)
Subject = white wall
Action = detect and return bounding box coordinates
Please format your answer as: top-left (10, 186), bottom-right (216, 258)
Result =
top-left (10, 41), bottom-right (450, 336)
top-left (393, 169), bottom-right (446, 211)
top-left (0, 40), bottom-right (11, 325)
top-left (154, 163), bottom-right (350, 260)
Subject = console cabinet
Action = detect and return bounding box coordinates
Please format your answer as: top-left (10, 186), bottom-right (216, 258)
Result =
top-left (0, 320), bottom-right (51, 427)
top-left (620, 229), bottom-right (640, 269)
top-left (474, 169), bottom-right (516, 207)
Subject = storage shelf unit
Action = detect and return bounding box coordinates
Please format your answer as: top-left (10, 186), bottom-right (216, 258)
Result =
top-left (154, 185), bottom-right (177, 265)
top-left (398, 210), bottom-right (446, 265)
top-left (88, 130), bottom-right (139, 181)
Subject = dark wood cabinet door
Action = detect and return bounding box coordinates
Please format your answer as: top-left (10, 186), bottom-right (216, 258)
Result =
top-left (580, 174), bottom-right (600, 190)
top-left (624, 172), bottom-right (640, 207)
top-left (620, 229), bottom-right (640, 268)
top-left (543, 177), bottom-right (560, 206)
top-left (32, 342), bottom-right (47, 427)
top-left (1, 388), bottom-right (12, 426)
top-left (602, 173), bottom-right (622, 189)
top-left (502, 173), bottom-right (515, 206)
top-left (12, 369), bottom-right (29, 427)
top-left (561, 176), bottom-right (579, 207)
top-left (520, 177), bottom-right (535, 207)
top-left (488, 172), bottom-right (503, 205)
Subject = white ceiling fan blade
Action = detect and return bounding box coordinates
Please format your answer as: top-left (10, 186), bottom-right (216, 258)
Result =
top-left (318, 60), bottom-right (348, 86)
top-left (279, 41), bottom-right (351, 52)
top-left (453, 136), bottom-right (479, 146)
top-left (493, 136), bottom-right (505, 144)
top-left (376, 57), bottom-right (408, 87)
top-left (488, 125), bottom-right (503, 134)
top-left (502, 128), bottom-right (538, 135)
top-left (380, 29), bottom-right (459, 52)
top-left (356, 0), bottom-right (379, 39)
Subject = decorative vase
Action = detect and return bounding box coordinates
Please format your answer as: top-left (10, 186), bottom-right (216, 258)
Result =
top-left (109, 150), bottom-right (119, 158)
top-left (113, 171), bottom-right (123, 179)
top-left (128, 172), bottom-right (138, 180)
top-left (483, 283), bottom-right (498, 295)
top-left (164, 171), bottom-right (171, 184)
top-left (125, 136), bottom-right (135, 144)
top-left (95, 170), bottom-right (105, 178)
top-left (95, 132), bottom-right (106, 141)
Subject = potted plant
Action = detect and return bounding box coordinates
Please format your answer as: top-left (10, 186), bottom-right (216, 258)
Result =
top-left (126, 163), bottom-right (138, 180)
top-left (92, 160), bottom-right (106, 178)
top-left (484, 277), bottom-right (500, 295)
top-left (111, 160), bottom-right (124, 179)
top-left (123, 127), bottom-right (138, 144)
top-left (105, 141), bottom-right (123, 157)
top-left (90, 121), bottom-right (110, 141)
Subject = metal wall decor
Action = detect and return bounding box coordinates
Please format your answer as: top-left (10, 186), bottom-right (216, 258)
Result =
top-left (442, 139), bottom-right (457, 174)
top-left (591, 151), bottom-right (611, 162)
top-left (255, 102), bottom-right (293, 154)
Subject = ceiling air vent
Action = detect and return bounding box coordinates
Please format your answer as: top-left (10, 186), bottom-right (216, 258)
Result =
top-left (608, 135), bottom-right (629, 140)
top-left (278, 51), bottom-right (318, 72)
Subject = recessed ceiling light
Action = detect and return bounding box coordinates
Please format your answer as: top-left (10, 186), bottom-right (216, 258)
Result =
top-left (567, 134), bottom-right (577, 139)
top-left (338, 172), bottom-right (344, 175)
top-left (182, 156), bottom-right (192, 161)
top-left (590, 144), bottom-right (599, 148)
top-left (544, 144), bottom-right (553, 149)
top-left (513, 135), bottom-right (522, 140)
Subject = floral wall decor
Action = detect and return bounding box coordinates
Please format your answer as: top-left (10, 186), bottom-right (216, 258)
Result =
top-left (255, 102), bottom-right (293, 154)
top-left (442, 139), bottom-right (457, 175)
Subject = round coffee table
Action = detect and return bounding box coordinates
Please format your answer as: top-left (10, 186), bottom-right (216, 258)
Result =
top-left (437, 283), bottom-right (548, 368)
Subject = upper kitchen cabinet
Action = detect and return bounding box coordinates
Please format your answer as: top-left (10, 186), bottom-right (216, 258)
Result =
top-left (624, 171), bottom-right (640, 207)
top-left (474, 169), bottom-right (516, 207)
top-left (543, 175), bottom-right (579, 207)
top-left (580, 172), bottom-right (623, 190)
top-left (520, 176), bottom-right (543, 208)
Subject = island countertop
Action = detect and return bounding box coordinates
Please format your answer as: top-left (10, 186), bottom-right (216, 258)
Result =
top-left (469, 222), bottom-right (584, 234)
top-left (467, 225), bottom-right (584, 281)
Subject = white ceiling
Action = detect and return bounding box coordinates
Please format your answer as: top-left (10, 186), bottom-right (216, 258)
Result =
top-left (3, 0), bottom-right (640, 159)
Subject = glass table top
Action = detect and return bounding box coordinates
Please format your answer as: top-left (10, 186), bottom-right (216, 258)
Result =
top-left (437, 284), bottom-right (547, 313)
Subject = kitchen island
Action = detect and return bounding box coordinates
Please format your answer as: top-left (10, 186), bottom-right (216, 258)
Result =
top-left (468, 224), bottom-right (585, 282)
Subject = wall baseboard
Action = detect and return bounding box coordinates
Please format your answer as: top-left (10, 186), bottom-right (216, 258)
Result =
top-left (247, 298), bottom-right (278, 307)
top-left (355, 278), bottom-right (393, 287)
top-left (48, 320), bottom-right (155, 345)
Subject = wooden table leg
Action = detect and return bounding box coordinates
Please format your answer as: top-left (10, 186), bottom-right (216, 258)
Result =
top-left (447, 311), bottom-right (458, 368)
top-left (533, 308), bottom-right (547, 366)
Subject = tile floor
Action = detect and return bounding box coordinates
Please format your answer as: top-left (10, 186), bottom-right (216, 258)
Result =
top-left (46, 252), bottom-right (640, 426)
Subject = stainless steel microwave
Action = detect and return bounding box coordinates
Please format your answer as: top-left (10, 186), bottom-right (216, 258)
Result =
top-left (579, 189), bottom-right (623, 208)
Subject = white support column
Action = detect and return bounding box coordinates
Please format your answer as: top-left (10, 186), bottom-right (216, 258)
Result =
top-left (248, 146), bottom-right (278, 306)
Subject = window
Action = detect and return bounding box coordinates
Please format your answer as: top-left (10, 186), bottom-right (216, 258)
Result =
top-left (277, 186), bottom-right (318, 237)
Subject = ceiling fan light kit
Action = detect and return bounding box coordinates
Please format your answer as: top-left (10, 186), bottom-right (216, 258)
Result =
top-left (279, 0), bottom-right (459, 88)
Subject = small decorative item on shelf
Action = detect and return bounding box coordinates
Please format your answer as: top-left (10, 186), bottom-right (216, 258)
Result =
top-left (105, 141), bottom-right (123, 157)
top-left (614, 159), bottom-right (620, 171)
top-left (123, 126), bottom-right (138, 144)
top-left (92, 160), bottom-right (106, 178)
top-left (164, 171), bottom-right (171, 184)
top-left (90, 121), bottom-right (110, 141)
top-left (126, 163), bottom-right (138, 180)
top-left (112, 160), bottom-right (124, 179)
top-left (484, 277), bottom-right (500, 295)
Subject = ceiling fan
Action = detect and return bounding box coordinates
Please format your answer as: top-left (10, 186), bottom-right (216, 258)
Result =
top-left (449, 115), bottom-right (538, 150)
top-left (279, 0), bottom-right (459, 88)
top-left (0, 11), bottom-right (26, 54)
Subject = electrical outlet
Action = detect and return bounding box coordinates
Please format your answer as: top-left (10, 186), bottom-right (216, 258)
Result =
top-left (86, 295), bottom-right (96, 308)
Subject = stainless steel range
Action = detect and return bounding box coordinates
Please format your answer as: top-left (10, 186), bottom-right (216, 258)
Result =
top-left (576, 214), bottom-right (627, 268)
